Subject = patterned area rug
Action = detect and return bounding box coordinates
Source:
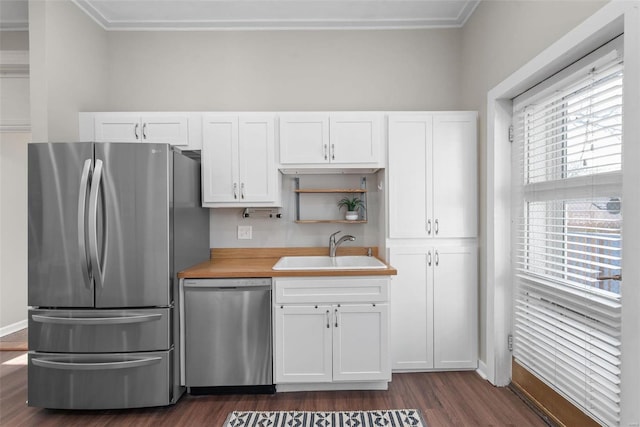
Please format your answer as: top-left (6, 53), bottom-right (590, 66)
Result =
top-left (224, 409), bottom-right (425, 426)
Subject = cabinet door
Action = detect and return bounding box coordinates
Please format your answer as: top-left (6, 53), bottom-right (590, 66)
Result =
top-left (329, 113), bottom-right (380, 164)
top-left (202, 115), bottom-right (239, 203)
top-left (333, 304), bottom-right (390, 381)
top-left (94, 113), bottom-right (141, 143)
top-left (238, 115), bottom-right (278, 203)
top-left (388, 115), bottom-right (432, 238)
top-left (274, 305), bottom-right (333, 383)
top-left (140, 115), bottom-right (189, 146)
top-left (433, 246), bottom-right (478, 369)
top-left (388, 247), bottom-right (433, 370)
top-left (432, 113), bottom-right (477, 238)
top-left (279, 114), bottom-right (329, 164)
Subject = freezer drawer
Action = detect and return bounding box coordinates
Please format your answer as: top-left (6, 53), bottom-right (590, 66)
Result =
top-left (28, 308), bottom-right (171, 353)
top-left (28, 350), bottom-right (172, 409)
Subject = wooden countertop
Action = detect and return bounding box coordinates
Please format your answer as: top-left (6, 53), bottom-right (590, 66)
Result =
top-left (178, 247), bottom-right (397, 278)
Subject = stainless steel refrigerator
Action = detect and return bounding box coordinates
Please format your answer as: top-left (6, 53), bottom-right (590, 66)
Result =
top-left (27, 142), bottom-right (209, 410)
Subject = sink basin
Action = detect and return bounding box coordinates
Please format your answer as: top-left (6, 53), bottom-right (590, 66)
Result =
top-left (272, 256), bottom-right (387, 271)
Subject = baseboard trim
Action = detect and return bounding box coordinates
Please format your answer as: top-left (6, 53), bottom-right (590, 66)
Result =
top-left (476, 360), bottom-right (488, 380)
top-left (0, 319), bottom-right (27, 338)
top-left (511, 359), bottom-right (600, 427)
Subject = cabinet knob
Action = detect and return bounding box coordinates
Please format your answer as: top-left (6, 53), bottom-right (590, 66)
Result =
top-left (142, 123), bottom-right (147, 140)
top-left (435, 250), bottom-right (439, 266)
top-left (331, 144), bottom-right (335, 160)
top-left (324, 144), bottom-right (328, 160)
top-left (233, 183), bottom-right (238, 199)
top-left (427, 219), bottom-right (432, 235)
top-left (241, 183), bottom-right (245, 199)
top-left (435, 219), bottom-right (439, 235)
top-left (427, 251), bottom-right (432, 267)
top-left (134, 123), bottom-right (139, 140)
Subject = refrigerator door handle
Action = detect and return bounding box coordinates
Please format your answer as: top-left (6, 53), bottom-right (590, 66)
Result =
top-left (78, 159), bottom-right (92, 289)
top-left (89, 159), bottom-right (105, 288)
top-left (32, 313), bottom-right (163, 325)
top-left (32, 357), bottom-right (162, 371)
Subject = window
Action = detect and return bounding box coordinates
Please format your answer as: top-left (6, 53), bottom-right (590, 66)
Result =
top-left (512, 36), bottom-right (623, 426)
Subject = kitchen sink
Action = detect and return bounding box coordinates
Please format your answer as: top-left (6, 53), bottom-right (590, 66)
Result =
top-left (272, 255), bottom-right (387, 270)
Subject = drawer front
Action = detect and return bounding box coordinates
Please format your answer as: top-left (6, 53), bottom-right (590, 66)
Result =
top-left (28, 350), bottom-right (171, 409)
top-left (274, 276), bottom-right (389, 304)
top-left (28, 308), bottom-right (171, 353)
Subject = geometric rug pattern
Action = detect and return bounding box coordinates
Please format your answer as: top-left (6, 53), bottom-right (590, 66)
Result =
top-left (224, 409), bottom-right (426, 427)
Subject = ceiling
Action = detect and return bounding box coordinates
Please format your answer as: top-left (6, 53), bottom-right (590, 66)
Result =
top-left (0, 0), bottom-right (480, 31)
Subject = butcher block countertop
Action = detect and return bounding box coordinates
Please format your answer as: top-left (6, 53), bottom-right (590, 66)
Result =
top-left (178, 247), bottom-right (397, 278)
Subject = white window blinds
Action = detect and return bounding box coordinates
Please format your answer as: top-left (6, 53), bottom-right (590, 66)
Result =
top-left (512, 36), bottom-right (623, 427)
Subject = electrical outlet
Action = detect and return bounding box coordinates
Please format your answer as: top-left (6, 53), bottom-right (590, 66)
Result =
top-left (237, 225), bottom-right (252, 240)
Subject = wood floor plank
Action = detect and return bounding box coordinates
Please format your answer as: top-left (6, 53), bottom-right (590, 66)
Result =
top-left (1, 354), bottom-right (548, 427)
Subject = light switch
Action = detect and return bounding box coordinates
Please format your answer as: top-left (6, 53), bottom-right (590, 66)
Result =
top-left (238, 225), bottom-right (252, 239)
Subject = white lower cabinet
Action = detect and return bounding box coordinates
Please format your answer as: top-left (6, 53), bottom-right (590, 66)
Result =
top-left (273, 277), bottom-right (390, 388)
top-left (389, 245), bottom-right (477, 371)
top-left (274, 305), bottom-right (333, 383)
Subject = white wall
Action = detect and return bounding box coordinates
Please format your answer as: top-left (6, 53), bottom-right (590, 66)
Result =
top-left (0, 132), bottom-right (29, 332)
top-left (459, 0), bottom-right (608, 366)
top-left (0, 31), bottom-right (29, 333)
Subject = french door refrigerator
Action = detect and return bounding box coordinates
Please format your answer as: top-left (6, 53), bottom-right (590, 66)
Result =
top-left (27, 142), bottom-right (209, 410)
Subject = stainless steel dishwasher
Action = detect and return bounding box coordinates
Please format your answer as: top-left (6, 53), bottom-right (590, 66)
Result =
top-left (183, 278), bottom-right (273, 393)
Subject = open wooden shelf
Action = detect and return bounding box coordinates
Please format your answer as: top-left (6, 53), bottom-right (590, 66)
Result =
top-left (294, 177), bottom-right (368, 223)
top-left (295, 188), bottom-right (367, 194)
top-left (295, 220), bottom-right (368, 224)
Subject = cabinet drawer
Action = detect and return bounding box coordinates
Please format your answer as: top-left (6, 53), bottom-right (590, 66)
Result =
top-left (274, 277), bottom-right (389, 304)
top-left (28, 350), bottom-right (171, 409)
top-left (28, 308), bottom-right (171, 353)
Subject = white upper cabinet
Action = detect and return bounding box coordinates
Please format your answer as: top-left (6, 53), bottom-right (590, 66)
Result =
top-left (279, 113), bottom-right (382, 168)
top-left (201, 113), bottom-right (280, 207)
top-left (431, 114), bottom-right (478, 239)
top-left (278, 114), bottom-right (329, 164)
top-left (79, 112), bottom-right (201, 150)
top-left (388, 112), bottom-right (477, 239)
top-left (329, 113), bottom-right (380, 164)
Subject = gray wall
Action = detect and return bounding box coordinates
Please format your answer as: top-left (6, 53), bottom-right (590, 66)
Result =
top-left (105, 29), bottom-right (462, 111)
top-left (0, 30), bottom-right (29, 50)
top-left (29, 0), bottom-right (108, 142)
top-left (459, 0), bottom-right (608, 364)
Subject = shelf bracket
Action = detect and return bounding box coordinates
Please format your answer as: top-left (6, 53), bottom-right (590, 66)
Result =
top-left (361, 176), bottom-right (368, 222)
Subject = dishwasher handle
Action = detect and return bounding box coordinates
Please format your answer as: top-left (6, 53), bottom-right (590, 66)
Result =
top-left (184, 285), bottom-right (271, 292)
top-left (183, 279), bottom-right (271, 291)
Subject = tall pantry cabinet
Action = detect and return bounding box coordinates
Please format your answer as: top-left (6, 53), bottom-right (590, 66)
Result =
top-left (387, 112), bottom-right (478, 371)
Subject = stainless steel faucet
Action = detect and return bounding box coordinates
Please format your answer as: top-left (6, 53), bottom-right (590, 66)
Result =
top-left (329, 230), bottom-right (356, 257)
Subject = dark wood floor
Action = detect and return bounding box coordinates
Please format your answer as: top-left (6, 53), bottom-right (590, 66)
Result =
top-left (0, 361), bottom-right (548, 426)
top-left (0, 329), bottom-right (547, 426)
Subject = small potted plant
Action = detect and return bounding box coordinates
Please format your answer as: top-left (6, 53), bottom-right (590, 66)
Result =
top-left (337, 196), bottom-right (365, 221)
